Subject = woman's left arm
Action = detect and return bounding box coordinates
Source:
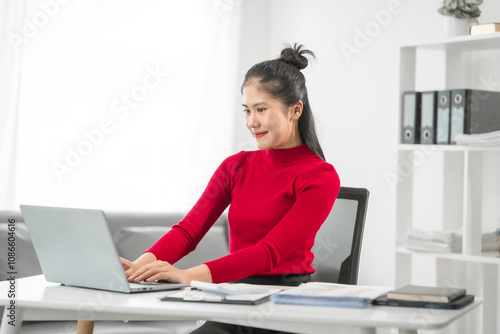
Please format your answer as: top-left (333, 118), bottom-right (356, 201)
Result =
top-left (206, 164), bottom-right (340, 283)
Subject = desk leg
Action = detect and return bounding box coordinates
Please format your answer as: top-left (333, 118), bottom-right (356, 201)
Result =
top-left (0, 307), bottom-right (24, 334)
top-left (76, 320), bottom-right (95, 334)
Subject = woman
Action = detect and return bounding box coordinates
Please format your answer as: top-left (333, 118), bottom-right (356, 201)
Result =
top-left (122, 43), bottom-right (340, 333)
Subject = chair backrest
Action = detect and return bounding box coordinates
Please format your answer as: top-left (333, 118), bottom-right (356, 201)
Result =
top-left (310, 186), bottom-right (369, 285)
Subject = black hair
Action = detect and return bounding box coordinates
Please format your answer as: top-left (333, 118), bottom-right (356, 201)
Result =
top-left (241, 43), bottom-right (326, 161)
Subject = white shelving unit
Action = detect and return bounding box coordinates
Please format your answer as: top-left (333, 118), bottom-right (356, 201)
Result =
top-left (395, 34), bottom-right (500, 334)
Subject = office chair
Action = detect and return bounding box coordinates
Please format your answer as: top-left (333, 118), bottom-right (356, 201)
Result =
top-left (311, 186), bottom-right (369, 285)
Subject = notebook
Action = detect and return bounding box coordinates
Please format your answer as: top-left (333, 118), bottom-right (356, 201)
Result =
top-left (19, 205), bottom-right (189, 293)
top-left (386, 284), bottom-right (466, 303)
top-left (373, 294), bottom-right (475, 309)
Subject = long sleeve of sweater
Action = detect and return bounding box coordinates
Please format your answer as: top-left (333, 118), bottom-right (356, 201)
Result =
top-left (145, 153), bottom-right (239, 265)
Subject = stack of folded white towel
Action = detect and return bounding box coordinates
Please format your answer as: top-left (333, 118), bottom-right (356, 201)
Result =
top-left (405, 228), bottom-right (500, 254)
top-left (455, 130), bottom-right (500, 146)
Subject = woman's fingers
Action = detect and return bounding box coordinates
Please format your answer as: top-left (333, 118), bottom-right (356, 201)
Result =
top-left (132, 266), bottom-right (164, 282)
top-left (126, 260), bottom-right (192, 284)
top-left (120, 257), bottom-right (136, 278)
top-left (120, 257), bottom-right (132, 267)
top-left (142, 266), bottom-right (189, 284)
top-left (129, 260), bottom-right (172, 282)
top-left (120, 257), bottom-right (132, 271)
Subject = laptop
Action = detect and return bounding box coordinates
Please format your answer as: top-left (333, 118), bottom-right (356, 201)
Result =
top-left (20, 204), bottom-right (189, 293)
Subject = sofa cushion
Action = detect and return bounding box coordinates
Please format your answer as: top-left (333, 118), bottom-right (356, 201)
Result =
top-left (113, 226), bottom-right (229, 269)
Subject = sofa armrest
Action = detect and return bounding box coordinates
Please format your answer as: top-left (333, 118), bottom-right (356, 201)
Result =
top-left (0, 222), bottom-right (42, 280)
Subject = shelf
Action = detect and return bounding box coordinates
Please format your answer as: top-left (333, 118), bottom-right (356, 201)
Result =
top-left (398, 144), bottom-right (500, 152)
top-left (397, 247), bottom-right (500, 265)
top-left (400, 33), bottom-right (500, 51)
top-left (396, 30), bottom-right (500, 334)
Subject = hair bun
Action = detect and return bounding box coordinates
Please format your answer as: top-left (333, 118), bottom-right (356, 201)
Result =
top-left (279, 43), bottom-right (315, 70)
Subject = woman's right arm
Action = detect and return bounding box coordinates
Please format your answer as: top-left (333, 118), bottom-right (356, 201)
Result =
top-left (145, 153), bottom-right (242, 264)
top-left (120, 252), bottom-right (157, 278)
top-left (123, 153), bottom-right (242, 280)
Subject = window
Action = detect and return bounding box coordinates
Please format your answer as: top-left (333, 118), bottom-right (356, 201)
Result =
top-left (8, 0), bottom-right (242, 211)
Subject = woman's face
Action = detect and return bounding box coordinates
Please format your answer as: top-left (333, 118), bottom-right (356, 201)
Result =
top-left (242, 80), bottom-right (302, 151)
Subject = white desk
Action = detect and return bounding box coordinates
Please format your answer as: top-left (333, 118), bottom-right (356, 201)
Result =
top-left (0, 275), bottom-right (482, 334)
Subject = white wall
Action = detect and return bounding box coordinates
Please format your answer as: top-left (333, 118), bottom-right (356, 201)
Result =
top-left (233, 0), bottom-right (272, 152)
top-left (237, 0), bottom-right (500, 286)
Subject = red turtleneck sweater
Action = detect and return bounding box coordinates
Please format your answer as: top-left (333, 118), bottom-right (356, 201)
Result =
top-left (146, 144), bottom-right (340, 283)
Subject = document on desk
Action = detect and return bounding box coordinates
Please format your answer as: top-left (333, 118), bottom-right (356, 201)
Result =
top-left (160, 288), bottom-right (282, 305)
top-left (271, 282), bottom-right (391, 308)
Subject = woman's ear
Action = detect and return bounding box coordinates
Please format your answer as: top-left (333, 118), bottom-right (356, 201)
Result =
top-left (291, 101), bottom-right (303, 120)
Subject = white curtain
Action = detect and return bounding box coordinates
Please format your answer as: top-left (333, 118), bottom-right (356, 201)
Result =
top-left (8, 0), bottom-right (242, 212)
top-left (0, 0), bottom-right (27, 210)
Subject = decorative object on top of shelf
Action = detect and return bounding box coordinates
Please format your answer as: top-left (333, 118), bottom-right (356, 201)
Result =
top-left (438, 0), bottom-right (483, 36)
top-left (438, 0), bottom-right (482, 20)
top-left (470, 22), bottom-right (500, 35)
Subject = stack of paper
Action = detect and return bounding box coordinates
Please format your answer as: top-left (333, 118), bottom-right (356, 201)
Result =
top-left (159, 281), bottom-right (285, 305)
top-left (271, 282), bottom-right (390, 308)
top-left (405, 228), bottom-right (500, 253)
top-left (455, 130), bottom-right (500, 146)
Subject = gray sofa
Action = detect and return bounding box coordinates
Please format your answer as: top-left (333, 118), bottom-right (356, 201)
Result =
top-left (0, 210), bottom-right (229, 333)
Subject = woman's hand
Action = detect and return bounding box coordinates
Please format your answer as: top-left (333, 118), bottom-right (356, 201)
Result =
top-left (128, 262), bottom-right (213, 284)
top-left (120, 252), bottom-right (157, 278)
top-left (127, 260), bottom-right (192, 284)
top-left (120, 257), bottom-right (139, 278)
top-left (121, 251), bottom-right (213, 284)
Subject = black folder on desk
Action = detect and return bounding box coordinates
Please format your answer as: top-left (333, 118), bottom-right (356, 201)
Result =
top-left (373, 294), bottom-right (474, 309)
